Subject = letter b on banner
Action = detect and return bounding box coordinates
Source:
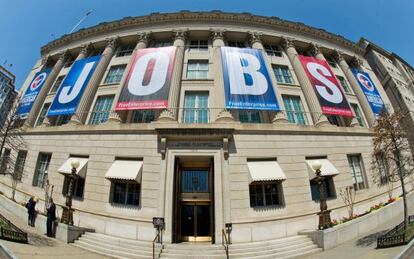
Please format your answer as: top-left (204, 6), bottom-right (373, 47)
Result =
top-left (227, 52), bottom-right (267, 95)
top-left (221, 47), bottom-right (280, 110)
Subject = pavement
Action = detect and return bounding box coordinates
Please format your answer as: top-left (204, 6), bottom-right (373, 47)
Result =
top-left (0, 205), bottom-right (109, 259)
top-left (301, 205), bottom-right (414, 259)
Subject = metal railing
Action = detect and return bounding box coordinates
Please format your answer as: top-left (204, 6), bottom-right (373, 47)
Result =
top-left (152, 230), bottom-right (163, 259)
top-left (222, 229), bottom-right (230, 259)
top-left (377, 215), bottom-right (414, 248)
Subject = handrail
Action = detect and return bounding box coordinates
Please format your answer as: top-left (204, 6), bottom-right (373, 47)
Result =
top-left (222, 229), bottom-right (230, 259)
top-left (152, 231), bottom-right (161, 259)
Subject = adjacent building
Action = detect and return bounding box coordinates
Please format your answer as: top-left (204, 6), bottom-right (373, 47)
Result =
top-left (0, 12), bottom-right (408, 246)
top-left (0, 65), bottom-right (17, 128)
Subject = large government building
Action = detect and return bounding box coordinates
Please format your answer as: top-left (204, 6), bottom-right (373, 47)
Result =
top-left (0, 11), bottom-right (407, 251)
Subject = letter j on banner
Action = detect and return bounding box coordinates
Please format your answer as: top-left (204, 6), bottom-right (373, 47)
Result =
top-left (221, 47), bottom-right (280, 110)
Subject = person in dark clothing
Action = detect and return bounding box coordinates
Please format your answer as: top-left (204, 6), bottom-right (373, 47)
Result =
top-left (46, 198), bottom-right (56, 237)
top-left (26, 196), bottom-right (37, 227)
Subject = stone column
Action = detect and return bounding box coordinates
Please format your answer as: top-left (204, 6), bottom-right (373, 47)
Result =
top-left (211, 30), bottom-right (234, 122)
top-left (333, 50), bottom-right (375, 127)
top-left (158, 30), bottom-right (187, 122)
top-left (69, 38), bottom-right (118, 125)
top-left (249, 32), bottom-right (288, 124)
top-left (107, 33), bottom-right (151, 124)
top-left (281, 38), bottom-right (330, 127)
top-left (24, 51), bottom-right (69, 127)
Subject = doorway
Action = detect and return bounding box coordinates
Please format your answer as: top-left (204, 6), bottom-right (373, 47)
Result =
top-left (173, 157), bottom-right (214, 243)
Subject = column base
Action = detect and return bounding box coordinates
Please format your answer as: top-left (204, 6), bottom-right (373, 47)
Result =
top-left (272, 112), bottom-right (289, 125)
top-left (106, 112), bottom-right (122, 124)
top-left (61, 206), bottom-right (74, 225)
top-left (215, 110), bottom-right (234, 123)
top-left (68, 115), bottom-right (82, 126)
top-left (21, 122), bottom-right (32, 131)
top-left (156, 109), bottom-right (177, 122)
top-left (350, 117), bottom-right (361, 127)
top-left (39, 117), bottom-right (51, 128)
top-left (315, 114), bottom-right (333, 127)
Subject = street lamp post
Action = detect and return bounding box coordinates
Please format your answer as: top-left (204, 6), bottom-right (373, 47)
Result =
top-left (311, 160), bottom-right (331, 230)
top-left (61, 159), bottom-right (80, 225)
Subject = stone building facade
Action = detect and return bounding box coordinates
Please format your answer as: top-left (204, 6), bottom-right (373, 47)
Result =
top-left (0, 65), bottom-right (17, 128)
top-left (0, 12), bottom-right (404, 244)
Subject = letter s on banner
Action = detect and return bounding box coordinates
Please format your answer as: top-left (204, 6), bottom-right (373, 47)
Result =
top-left (116, 46), bottom-right (176, 111)
top-left (221, 47), bottom-right (280, 111)
top-left (298, 55), bottom-right (352, 117)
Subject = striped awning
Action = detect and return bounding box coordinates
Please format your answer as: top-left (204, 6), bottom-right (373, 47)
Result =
top-left (58, 157), bottom-right (89, 178)
top-left (306, 159), bottom-right (339, 179)
top-left (105, 160), bottom-right (143, 182)
top-left (247, 161), bottom-right (287, 184)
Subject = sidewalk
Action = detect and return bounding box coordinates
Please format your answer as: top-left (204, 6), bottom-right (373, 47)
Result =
top-left (301, 206), bottom-right (414, 259)
top-left (0, 205), bottom-right (109, 259)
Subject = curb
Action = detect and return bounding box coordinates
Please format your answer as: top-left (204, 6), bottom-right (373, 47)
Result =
top-left (0, 240), bottom-right (19, 259)
top-left (394, 237), bottom-right (414, 259)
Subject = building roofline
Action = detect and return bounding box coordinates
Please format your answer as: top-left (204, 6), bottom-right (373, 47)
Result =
top-left (41, 11), bottom-right (364, 56)
top-left (0, 65), bottom-right (16, 84)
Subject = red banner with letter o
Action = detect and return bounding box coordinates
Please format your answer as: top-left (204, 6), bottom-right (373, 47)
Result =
top-left (298, 55), bottom-right (353, 117)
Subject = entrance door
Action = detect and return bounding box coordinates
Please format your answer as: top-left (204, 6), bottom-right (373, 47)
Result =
top-left (173, 159), bottom-right (214, 243)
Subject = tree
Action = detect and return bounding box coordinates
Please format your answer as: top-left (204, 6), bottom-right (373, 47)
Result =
top-left (372, 111), bottom-right (414, 230)
top-left (0, 100), bottom-right (26, 201)
top-left (339, 186), bottom-right (356, 218)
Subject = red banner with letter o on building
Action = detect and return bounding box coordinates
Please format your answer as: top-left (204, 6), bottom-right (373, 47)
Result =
top-left (298, 55), bottom-right (353, 117)
top-left (115, 46), bottom-right (177, 110)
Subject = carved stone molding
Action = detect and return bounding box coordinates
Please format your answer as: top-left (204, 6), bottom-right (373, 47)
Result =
top-left (351, 56), bottom-right (363, 68)
top-left (160, 137), bottom-right (167, 160)
top-left (210, 29), bottom-right (226, 42)
top-left (41, 55), bottom-right (52, 66)
top-left (79, 43), bottom-right (93, 57)
top-left (105, 37), bottom-right (119, 50)
top-left (280, 37), bottom-right (295, 50)
top-left (173, 29), bottom-right (188, 42)
top-left (223, 137), bottom-right (229, 160)
top-left (215, 109), bottom-right (235, 123)
top-left (156, 109), bottom-right (177, 122)
top-left (309, 43), bottom-right (321, 57)
top-left (106, 111), bottom-right (122, 124)
top-left (248, 31), bottom-right (263, 45)
top-left (332, 50), bottom-right (345, 63)
top-left (137, 32), bottom-right (151, 45)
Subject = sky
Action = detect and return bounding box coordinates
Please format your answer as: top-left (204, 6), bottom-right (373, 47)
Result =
top-left (0, 0), bottom-right (413, 90)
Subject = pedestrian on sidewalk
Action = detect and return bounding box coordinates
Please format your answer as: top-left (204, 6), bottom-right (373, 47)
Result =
top-left (46, 197), bottom-right (56, 237)
top-left (26, 196), bottom-right (37, 227)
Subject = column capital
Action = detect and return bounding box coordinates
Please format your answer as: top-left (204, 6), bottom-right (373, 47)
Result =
top-left (332, 50), bottom-right (345, 63)
top-left (58, 50), bottom-right (71, 62)
top-left (309, 43), bottom-right (322, 57)
top-left (280, 37), bottom-right (295, 50)
top-left (79, 43), bottom-right (93, 56)
top-left (105, 37), bottom-right (119, 50)
top-left (248, 31), bottom-right (263, 46)
top-left (351, 56), bottom-right (364, 68)
top-left (173, 29), bottom-right (188, 42)
top-left (210, 29), bottom-right (226, 42)
top-left (137, 32), bottom-right (151, 45)
top-left (41, 55), bottom-right (52, 66)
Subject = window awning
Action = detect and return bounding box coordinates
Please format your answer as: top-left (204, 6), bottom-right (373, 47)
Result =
top-left (247, 161), bottom-right (287, 184)
top-left (105, 160), bottom-right (143, 182)
top-left (58, 157), bottom-right (89, 178)
top-left (306, 159), bottom-right (339, 179)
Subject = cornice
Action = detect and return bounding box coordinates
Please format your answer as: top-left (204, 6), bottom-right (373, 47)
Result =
top-left (40, 11), bottom-right (365, 56)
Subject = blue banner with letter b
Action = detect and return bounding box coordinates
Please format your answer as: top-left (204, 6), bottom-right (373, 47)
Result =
top-left (48, 55), bottom-right (101, 116)
top-left (221, 47), bottom-right (280, 110)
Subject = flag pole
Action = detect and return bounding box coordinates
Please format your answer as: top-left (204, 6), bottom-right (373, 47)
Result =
top-left (69, 10), bottom-right (92, 34)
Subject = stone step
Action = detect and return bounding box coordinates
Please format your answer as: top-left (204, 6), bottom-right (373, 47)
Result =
top-left (229, 243), bottom-right (318, 258)
top-left (160, 243), bottom-right (226, 259)
top-left (82, 233), bottom-right (160, 252)
top-left (229, 239), bottom-right (313, 253)
top-left (83, 232), bottom-right (155, 247)
top-left (242, 245), bottom-right (321, 259)
top-left (73, 240), bottom-right (153, 259)
top-left (77, 237), bottom-right (160, 256)
top-left (229, 241), bottom-right (316, 257)
top-left (229, 235), bottom-right (309, 248)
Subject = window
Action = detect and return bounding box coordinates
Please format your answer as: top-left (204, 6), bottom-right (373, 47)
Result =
top-left (131, 110), bottom-right (156, 123)
top-left (189, 40), bottom-right (208, 52)
top-left (350, 103), bottom-right (365, 127)
top-left (375, 154), bottom-right (390, 185)
top-left (115, 45), bottom-right (135, 57)
top-left (0, 148), bottom-right (11, 174)
top-left (62, 177), bottom-right (85, 199)
top-left (89, 95), bottom-right (114, 125)
top-left (111, 181), bottom-right (140, 206)
top-left (227, 41), bottom-right (245, 48)
top-left (264, 45), bottom-right (282, 57)
top-left (14, 150), bottom-right (27, 181)
top-left (183, 93), bottom-right (209, 123)
top-left (104, 65), bottom-right (126, 84)
top-left (33, 153), bottom-right (52, 188)
top-left (337, 76), bottom-right (351, 94)
top-left (347, 155), bottom-right (367, 190)
top-left (186, 60), bottom-right (209, 79)
top-left (50, 75), bottom-right (65, 93)
top-left (283, 96), bottom-right (307, 125)
top-left (273, 65), bottom-right (294, 84)
top-left (36, 103), bottom-right (51, 126)
top-left (181, 170), bottom-right (209, 192)
top-left (153, 41), bottom-right (173, 47)
top-left (239, 110), bottom-right (262, 123)
top-left (249, 182), bottom-right (283, 207)
top-left (310, 177), bottom-right (336, 201)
